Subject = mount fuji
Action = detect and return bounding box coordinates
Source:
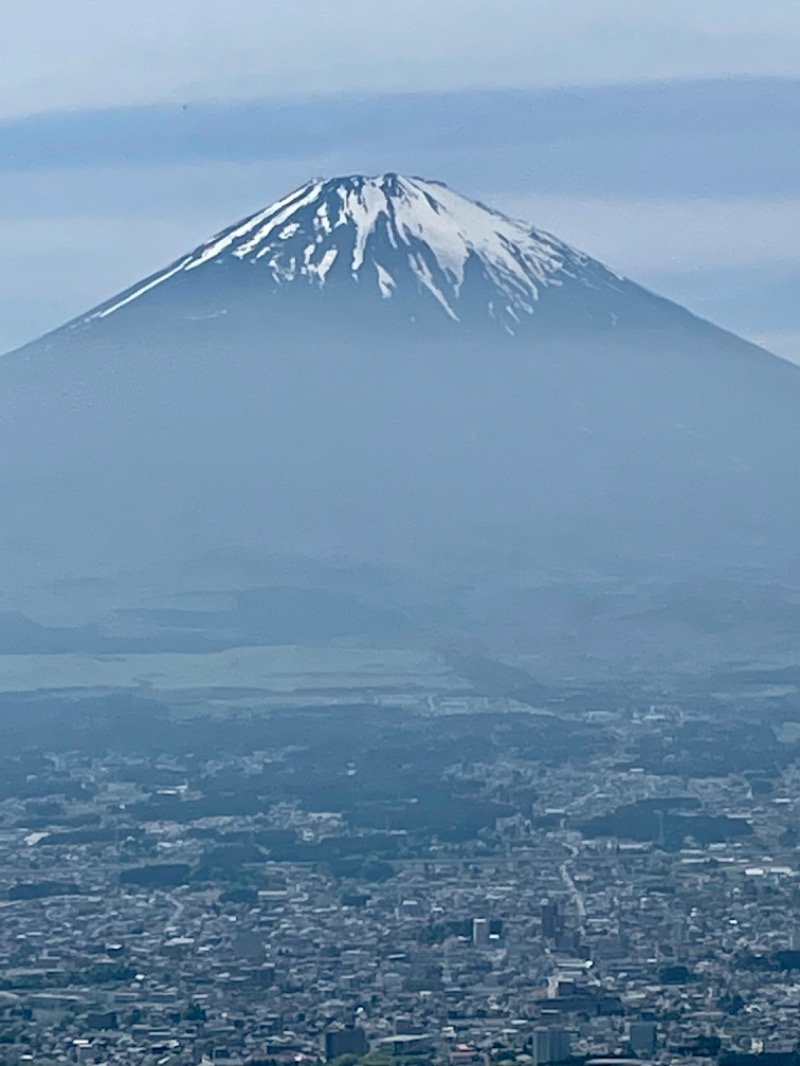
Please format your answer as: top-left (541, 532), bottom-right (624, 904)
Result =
top-left (55, 172), bottom-right (712, 344)
top-left (2, 173), bottom-right (800, 594)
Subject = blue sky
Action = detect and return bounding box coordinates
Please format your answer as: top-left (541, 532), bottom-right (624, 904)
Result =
top-left (1, 1), bottom-right (798, 359)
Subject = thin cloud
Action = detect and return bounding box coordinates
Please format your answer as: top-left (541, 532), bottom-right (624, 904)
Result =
top-left (2, 0), bottom-right (800, 118)
top-left (2, 80), bottom-right (798, 203)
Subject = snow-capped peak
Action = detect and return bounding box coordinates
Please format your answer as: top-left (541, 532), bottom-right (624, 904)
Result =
top-left (86, 174), bottom-right (617, 332)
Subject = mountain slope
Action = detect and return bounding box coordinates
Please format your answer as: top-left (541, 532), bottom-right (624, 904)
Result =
top-left (51, 173), bottom-right (705, 343)
top-left (2, 173), bottom-right (800, 593)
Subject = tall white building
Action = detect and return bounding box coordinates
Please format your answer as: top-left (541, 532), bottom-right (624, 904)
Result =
top-left (472, 917), bottom-right (490, 947)
top-left (532, 1026), bottom-right (570, 1065)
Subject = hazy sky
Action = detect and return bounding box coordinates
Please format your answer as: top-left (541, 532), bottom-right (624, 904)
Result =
top-left (1, 1), bottom-right (798, 359)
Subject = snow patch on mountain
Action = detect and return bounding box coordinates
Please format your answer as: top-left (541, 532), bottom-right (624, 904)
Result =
top-left (84, 173), bottom-right (624, 332)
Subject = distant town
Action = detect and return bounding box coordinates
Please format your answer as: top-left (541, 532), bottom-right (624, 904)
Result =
top-left (0, 674), bottom-right (798, 1066)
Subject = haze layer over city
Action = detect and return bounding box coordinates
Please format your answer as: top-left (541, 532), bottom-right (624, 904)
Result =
top-left (1, 5), bottom-right (800, 1066)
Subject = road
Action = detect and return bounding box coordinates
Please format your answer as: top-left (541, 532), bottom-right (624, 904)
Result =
top-left (559, 842), bottom-right (587, 925)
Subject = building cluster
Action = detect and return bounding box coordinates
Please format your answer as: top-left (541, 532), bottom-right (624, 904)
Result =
top-left (0, 698), bottom-right (799, 1066)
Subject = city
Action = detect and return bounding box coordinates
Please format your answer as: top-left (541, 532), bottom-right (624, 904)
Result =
top-left (0, 682), bottom-right (798, 1065)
